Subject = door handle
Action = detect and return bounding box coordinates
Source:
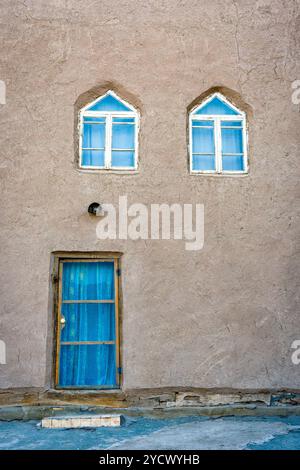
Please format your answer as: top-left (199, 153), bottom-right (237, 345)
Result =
top-left (60, 316), bottom-right (66, 329)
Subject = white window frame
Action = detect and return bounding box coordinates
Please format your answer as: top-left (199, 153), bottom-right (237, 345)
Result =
top-left (79, 90), bottom-right (139, 171)
top-left (189, 92), bottom-right (248, 175)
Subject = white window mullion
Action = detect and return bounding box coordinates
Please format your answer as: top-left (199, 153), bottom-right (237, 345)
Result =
top-left (189, 115), bottom-right (193, 172)
top-left (79, 113), bottom-right (83, 167)
top-left (134, 116), bottom-right (138, 170)
top-left (214, 118), bottom-right (222, 173)
top-left (105, 115), bottom-right (112, 169)
top-left (242, 117), bottom-right (248, 173)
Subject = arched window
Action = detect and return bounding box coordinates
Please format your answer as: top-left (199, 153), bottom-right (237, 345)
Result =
top-left (189, 93), bottom-right (248, 174)
top-left (79, 90), bottom-right (139, 170)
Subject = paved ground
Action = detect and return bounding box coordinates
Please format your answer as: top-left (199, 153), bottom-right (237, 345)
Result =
top-left (0, 415), bottom-right (300, 450)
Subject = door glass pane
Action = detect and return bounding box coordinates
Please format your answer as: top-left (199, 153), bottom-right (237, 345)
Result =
top-left (59, 344), bottom-right (117, 387)
top-left (62, 262), bottom-right (115, 301)
top-left (61, 303), bottom-right (115, 342)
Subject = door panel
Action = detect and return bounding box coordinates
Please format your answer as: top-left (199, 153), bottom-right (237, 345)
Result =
top-left (56, 259), bottom-right (120, 388)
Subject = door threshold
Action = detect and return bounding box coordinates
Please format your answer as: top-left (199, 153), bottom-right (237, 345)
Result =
top-left (51, 388), bottom-right (123, 394)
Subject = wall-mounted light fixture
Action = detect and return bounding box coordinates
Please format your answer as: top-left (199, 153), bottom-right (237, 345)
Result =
top-left (88, 202), bottom-right (105, 216)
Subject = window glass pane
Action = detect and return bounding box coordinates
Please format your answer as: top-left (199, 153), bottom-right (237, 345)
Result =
top-left (222, 155), bottom-right (244, 171)
top-left (59, 344), bottom-right (116, 386)
top-left (195, 96), bottom-right (239, 115)
top-left (87, 93), bottom-right (131, 112)
top-left (112, 123), bottom-right (135, 149)
top-left (62, 262), bottom-right (115, 301)
top-left (112, 150), bottom-right (135, 168)
top-left (221, 127), bottom-right (243, 154)
top-left (221, 120), bottom-right (242, 127)
top-left (61, 303), bottom-right (115, 343)
top-left (192, 126), bottom-right (215, 154)
top-left (112, 117), bottom-right (135, 123)
top-left (82, 122), bottom-right (105, 149)
top-left (192, 154), bottom-right (215, 171)
top-left (81, 149), bottom-right (105, 167)
top-left (83, 116), bottom-right (105, 123)
top-left (192, 120), bottom-right (213, 127)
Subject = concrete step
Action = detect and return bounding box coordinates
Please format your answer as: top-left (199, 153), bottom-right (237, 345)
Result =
top-left (41, 414), bottom-right (122, 428)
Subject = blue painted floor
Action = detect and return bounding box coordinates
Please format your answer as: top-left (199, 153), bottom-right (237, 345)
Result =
top-left (0, 415), bottom-right (300, 450)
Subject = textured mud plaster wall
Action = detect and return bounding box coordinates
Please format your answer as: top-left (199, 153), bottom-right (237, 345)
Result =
top-left (0, 0), bottom-right (299, 390)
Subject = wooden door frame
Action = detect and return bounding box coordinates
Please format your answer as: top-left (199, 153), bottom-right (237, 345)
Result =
top-left (51, 252), bottom-right (122, 390)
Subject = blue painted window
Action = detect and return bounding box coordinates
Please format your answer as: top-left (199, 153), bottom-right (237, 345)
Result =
top-left (190, 94), bottom-right (247, 174)
top-left (80, 91), bottom-right (138, 170)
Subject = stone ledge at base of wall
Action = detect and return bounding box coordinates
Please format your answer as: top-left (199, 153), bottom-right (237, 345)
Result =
top-left (129, 391), bottom-right (271, 408)
top-left (1, 404), bottom-right (300, 421)
top-left (1, 387), bottom-right (300, 412)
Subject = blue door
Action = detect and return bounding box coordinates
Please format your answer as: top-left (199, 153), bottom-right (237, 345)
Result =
top-left (56, 259), bottom-right (120, 388)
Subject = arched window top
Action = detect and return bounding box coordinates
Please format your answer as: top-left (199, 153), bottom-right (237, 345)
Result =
top-left (83, 90), bottom-right (137, 114)
top-left (79, 90), bottom-right (139, 171)
top-left (191, 92), bottom-right (244, 117)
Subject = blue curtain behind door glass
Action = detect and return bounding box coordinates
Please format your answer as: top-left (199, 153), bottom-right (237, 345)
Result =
top-left (62, 262), bottom-right (114, 301)
top-left (60, 345), bottom-right (116, 386)
top-left (59, 262), bottom-right (116, 387)
top-left (61, 304), bottom-right (115, 342)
